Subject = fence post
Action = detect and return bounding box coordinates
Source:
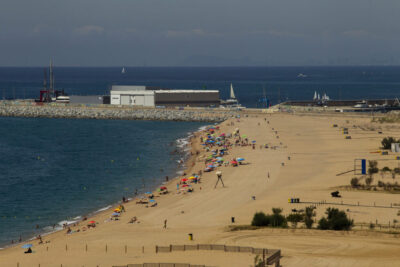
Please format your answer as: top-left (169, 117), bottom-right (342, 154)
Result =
top-left (125, 245), bottom-right (127, 254)
top-left (142, 246), bottom-right (144, 253)
top-left (86, 244), bottom-right (88, 252)
top-left (105, 244), bottom-right (107, 253)
top-left (170, 244), bottom-right (172, 252)
top-left (155, 245), bottom-right (158, 253)
top-left (65, 244), bottom-right (67, 252)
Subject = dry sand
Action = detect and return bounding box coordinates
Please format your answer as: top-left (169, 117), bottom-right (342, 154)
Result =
top-left (2, 112), bottom-right (400, 267)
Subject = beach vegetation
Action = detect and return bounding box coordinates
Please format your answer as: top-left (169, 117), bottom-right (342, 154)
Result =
top-left (378, 181), bottom-right (385, 187)
top-left (252, 255), bottom-right (264, 267)
top-left (251, 208), bottom-right (287, 228)
top-left (394, 168), bottom-right (400, 174)
top-left (317, 208), bottom-right (354, 231)
top-left (251, 212), bottom-right (270, 227)
top-left (382, 166), bottom-right (392, 173)
top-left (368, 160), bottom-right (379, 175)
top-left (304, 206), bottom-right (316, 229)
top-left (365, 177), bottom-right (373, 186)
top-left (381, 137), bottom-right (398, 149)
top-left (287, 213), bottom-right (304, 228)
top-left (350, 177), bottom-right (359, 188)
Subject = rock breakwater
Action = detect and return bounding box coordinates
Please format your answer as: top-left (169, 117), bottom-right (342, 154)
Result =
top-left (0, 103), bottom-right (237, 122)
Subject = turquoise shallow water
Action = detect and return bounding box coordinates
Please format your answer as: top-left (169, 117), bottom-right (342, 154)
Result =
top-left (0, 117), bottom-right (206, 247)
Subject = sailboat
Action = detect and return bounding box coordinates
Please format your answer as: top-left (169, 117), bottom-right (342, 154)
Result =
top-left (225, 83), bottom-right (242, 108)
top-left (121, 67), bottom-right (126, 74)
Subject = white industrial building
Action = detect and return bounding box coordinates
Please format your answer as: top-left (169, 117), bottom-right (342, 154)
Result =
top-left (110, 85), bottom-right (155, 107)
top-left (110, 85), bottom-right (220, 107)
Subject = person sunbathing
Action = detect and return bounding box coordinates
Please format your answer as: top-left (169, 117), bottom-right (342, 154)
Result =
top-left (128, 216), bottom-right (137, 223)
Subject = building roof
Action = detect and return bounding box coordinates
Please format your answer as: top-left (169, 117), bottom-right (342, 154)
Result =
top-left (155, 90), bottom-right (219, 93)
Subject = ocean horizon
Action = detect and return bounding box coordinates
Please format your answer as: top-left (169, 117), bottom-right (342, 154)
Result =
top-left (1, 66), bottom-right (400, 107)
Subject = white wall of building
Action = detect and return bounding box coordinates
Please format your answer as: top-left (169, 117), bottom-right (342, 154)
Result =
top-left (110, 90), bottom-right (155, 107)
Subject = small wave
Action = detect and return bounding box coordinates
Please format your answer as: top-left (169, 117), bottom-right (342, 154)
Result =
top-left (57, 219), bottom-right (79, 227)
top-left (96, 205), bottom-right (112, 213)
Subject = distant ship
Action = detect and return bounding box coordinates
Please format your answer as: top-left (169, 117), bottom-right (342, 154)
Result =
top-left (121, 67), bottom-right (126, 74)
top-left (297, 73), bottom-right (307, 78)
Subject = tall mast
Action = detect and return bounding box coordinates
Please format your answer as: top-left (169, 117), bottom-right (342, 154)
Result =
top-left (43, 68), bottom-right (47, 90)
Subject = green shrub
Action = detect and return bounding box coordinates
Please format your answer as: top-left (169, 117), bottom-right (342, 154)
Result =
top-left (381, 137), bottom-right (398, 149)
top-left (350, 177), bottom-right (359, 188)
top-left (365, 177), bottom-right (373, 186)
top-left (251, 208), bottom-right (287, 227)
top-left (382, 166), bottom-right (392, 172)
top-left (368, 160), bottom-right (379, 175)
top-left (251, 212), bottom-right (270, 226)
top-left (287, 213), bottom-right (304, 228)
top-left (270, 208), bottom-right (287, 227)
top-left (304, 206), bottom-right (316, 229)
top-left (317, 208), bottom-right (354, 231)
top-left (318, 217), bottom-right (330, 230)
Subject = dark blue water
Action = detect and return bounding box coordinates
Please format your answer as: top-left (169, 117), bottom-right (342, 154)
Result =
top-left (0, 117), bottom-right (205, 247)
top-left (1, 66), bottom-right (400, 107)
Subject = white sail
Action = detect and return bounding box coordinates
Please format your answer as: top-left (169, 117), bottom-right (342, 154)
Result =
top-left (313, 91), bottom-right (317, 100)
top-left (317, 93), bottom-right (320, 100)
top-left (230, 83), bottom-right (236, 99)
top-left (121, 67), bottom-right (126, 74)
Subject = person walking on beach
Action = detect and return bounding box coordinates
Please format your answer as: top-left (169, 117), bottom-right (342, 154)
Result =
top-left (164, 219), bottom-right (167, 229)
top-left (267, 172), bottom-right (270, 179)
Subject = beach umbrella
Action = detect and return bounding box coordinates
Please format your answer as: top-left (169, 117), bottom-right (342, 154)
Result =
top-left (207, 164), bottom-right (214, 168)
top-left (242, 135), bottom-right (247, 138)
top-left (160, 186), bottom-right (167, 190)
top-left (145, 192), bottom-right (152, 194)
top-left (149, 199), bottom-right (156, 202)
top-left (220, 133), bottom-right (225, 136)
top-left (252, 140), bottom-right (256, 143)
top-left (181, 178), bottom-right (188, 182)
top-left (189, 176), bottom-right (196, 179)
top-left (21, 244), bottom-right (32, 249)
top-left (237, 158), bottom-right (245, 162)
top-left (182, 184), bottom-right (189, 187)
top-left (89, 221), bottom-right (96, 224)
top-left (112, 212), bottom-right (120, 216)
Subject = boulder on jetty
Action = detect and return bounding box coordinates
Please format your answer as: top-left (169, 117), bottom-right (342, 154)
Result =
top-left (0, 102), bottom-right (238, 122)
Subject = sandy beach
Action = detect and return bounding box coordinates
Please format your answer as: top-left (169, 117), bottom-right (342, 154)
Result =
top-left (2, 111), bottom-right (400, 267)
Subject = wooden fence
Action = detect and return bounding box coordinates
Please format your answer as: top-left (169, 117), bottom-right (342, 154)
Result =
top-left (114, 264), bottom-right (207, 267)
top-left (154, 244), bottom-right (281, 266)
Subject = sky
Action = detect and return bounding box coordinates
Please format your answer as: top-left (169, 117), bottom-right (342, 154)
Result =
top-left (1, 0), bottom-right (400, 66)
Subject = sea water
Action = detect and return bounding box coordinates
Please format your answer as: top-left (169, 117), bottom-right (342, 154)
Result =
top-left (0, 117), bottom-right (206, 247)
top-left (1, 66), bottom-right (400, 107)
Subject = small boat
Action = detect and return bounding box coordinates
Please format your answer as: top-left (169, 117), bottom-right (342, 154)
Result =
top-left (354, 100), bottom-right (368, 108)
top-left (55, 95), bottom-right (70, 103)
top-left (224, 83), bottom-right (242, 108)
top-left (121, 67), bottom-right (126, 74)
top-left (297, 73), bottom-right (307, 78)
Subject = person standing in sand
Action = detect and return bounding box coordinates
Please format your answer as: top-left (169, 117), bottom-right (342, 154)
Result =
top-left (164, 219), bottom-right (167, 229)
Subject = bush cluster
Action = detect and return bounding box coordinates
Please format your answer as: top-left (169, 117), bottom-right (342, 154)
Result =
top-left (381, 137), bottom-right (399, 149)
top-left (251, 208), bottom-right (287, 227)
top-left (317, 208), bottom-right (354, 231)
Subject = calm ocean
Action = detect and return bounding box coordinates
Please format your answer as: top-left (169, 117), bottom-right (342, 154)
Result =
top-left (1, 66), bottom-right (400, 106)
top-left (0, 66), bottom-right (400, 247)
